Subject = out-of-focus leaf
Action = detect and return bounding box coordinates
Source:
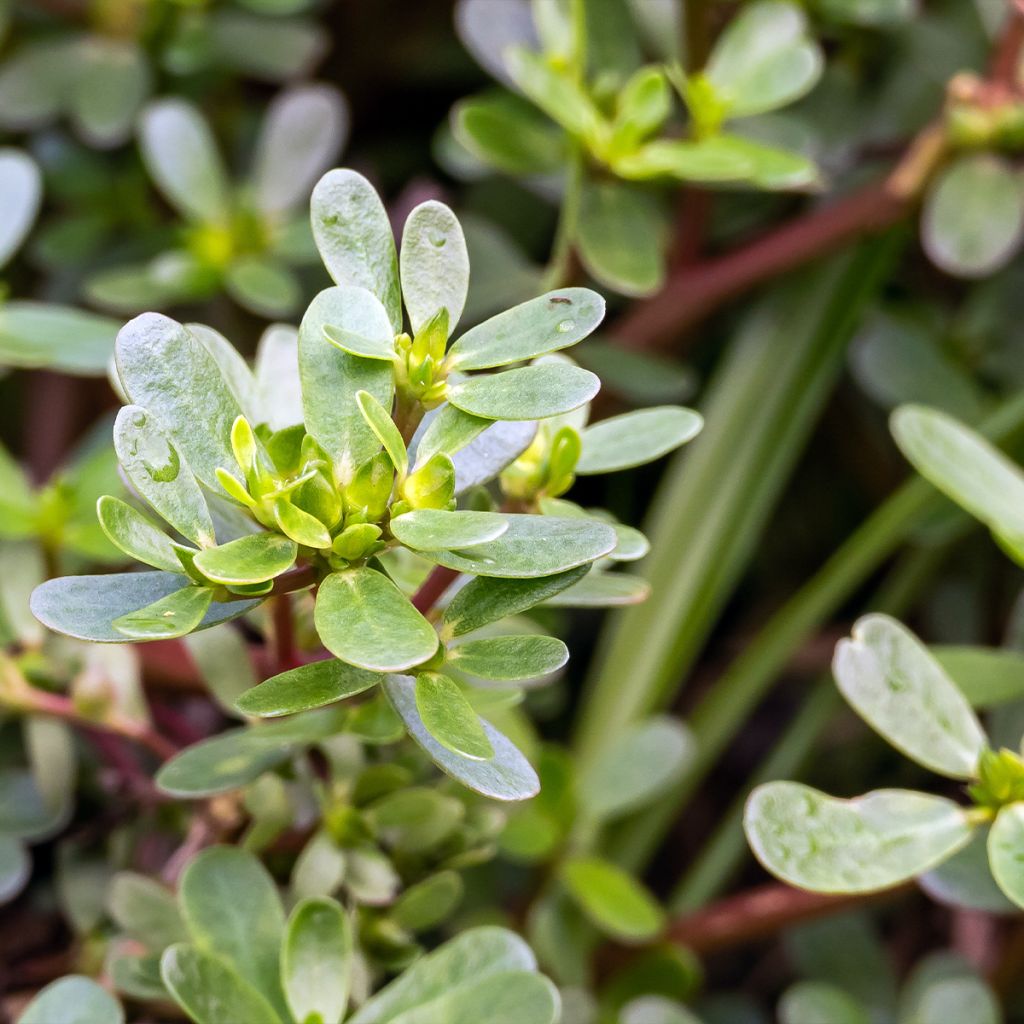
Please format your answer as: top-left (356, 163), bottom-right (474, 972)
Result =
top-left (281, 898), bottom-right (352, 1024)
top-left (0, 147), bottom-right (41, 268)
top-left (160, 945), bottom-right (282, 1024)
top-left (988, 803), bottom-right (1024, 909)
top-left (541, 570), bottom-right (651, 607)
top-left (577, 407), bottom-right (703, 474)
top-left (919, 828), bottom-right (1017, 913)
top-left (19, 975), bottom-right (124, 1024)
top-left (208, 11), bottom-right (325, 81)
top-left (70, 39), bottom-right (150, 148)
top-left (933, 645), bottom-right (1024, 708)
top-left (778, 983), bottom-right (869, 1024)
top-left (454, 0), bottom-right (538, 86)
top-left (453, 91), bottom-right (566, 175)
top-left (451, 419), bottom-right (538, 492)
top-left (0, 302), bottom-right (117, 375)
top-left (225, 258), bottom-right (301, 318)
top-left (108, 871), bottom-right (187, 949)
top-left (561, 856), bottom-right (665, 942)
top-left (922, 154), bottom-right (1024, 278)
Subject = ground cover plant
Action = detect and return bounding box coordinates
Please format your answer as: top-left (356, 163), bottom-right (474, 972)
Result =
top-left (8, 0), bottom-right (1024, 1021)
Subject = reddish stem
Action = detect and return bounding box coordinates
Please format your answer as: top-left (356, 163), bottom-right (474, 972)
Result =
top-left (411, 564), bottom-right (460, 614)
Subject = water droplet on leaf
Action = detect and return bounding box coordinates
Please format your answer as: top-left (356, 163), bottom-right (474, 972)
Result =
top-left (556, 319), bottom-right (575, 333)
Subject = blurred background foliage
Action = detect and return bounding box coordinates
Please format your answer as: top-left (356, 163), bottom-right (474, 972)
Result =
top-left (6, 0), bottom-right (1024, 1021)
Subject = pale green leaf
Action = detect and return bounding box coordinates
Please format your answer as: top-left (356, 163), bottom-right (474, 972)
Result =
top-left (922, 154), bottom-right (1024, 278)
top-left (454, 0), bottom-right (538, 87)
top-left (384, 675), bottom-right (538, 800)
top-left (446, 288), bottom-right (605, 371)
top-left (183, 624), bottom-right (259, 718)
top-left (348, 925), bottom-right (537, 1024)
top-left (453, 91), bottom-right (566, 176)
top-left (299, 286), bottom-right (396, 479)
top-left (253, 84), bottom-right (348, 215)
top-left (236, 659), bottom-right (382, 717)
top-left (108, 871), bottom-right (187, 949)
top-left (192, 533), bottom-right (297, 585)
top-left (20, 975), bottom-right (124, 1024)
top-left (710, 134), bottom-right (820, 190)
top-left (97, 495), bottom-right (181, 572)
top-left (505, 46), bottom-right (597, 135)
top-left (441, 566), bottom-right (589, 637)
top-left (115, 314), bottom-right (243, 490)
top-left (448, 634), bottom-right (568, 680)
top-left (934, 646), bottom-right (1024, 709)
top-left (311, 169), bottom-right (402, 331)
top-left (401, 200), bottom-right (469, 335)
top-left (392, 871), bottom-right (464, 932)
top-left (179, 846), bottom-right (286, 1014)
top-left (31, 571), bottom-right (261, 643)
top-left (138, 99), bottom-right (230, 223)
top-left (255, 325), bottom-right (303, 430)
top-left (560, 856), bottom-right (665, 942)
top-left (375, 973), bottom-right (559, 1024)
top-left (188, 323), bottom-right (260, 423)
top-left (414, 405), bottom-right (490, 467)
top-left (576, 178), bottom-right (666, 297)
top-left (620, 996), bottom-right (703, 1024)
top-left (0, 835), bottom-right (28, 905)
top-left (744, 782), bottom-right (974, 893)
top-left (577, 406), bottom-right (703, 474)
top-left (447, 363), bottom-right (600, 421)
top-left (70, 38), bottom-right (149, 147)
top-left (390, 509), bottom-right (508, 550)
top-left (578, 716), bottom-right (694, 821)
top-left (160, 945), bottom-right (283, 1024)
top-left (113, 583), bottom-right (213, 640)
top-left (987, 803), bottom-right (1024, 910)
top-left (423, 514), bottom-right (615, 578)
top-left (919, 827), bottom-right (1016, 914)
top-left (0, 301), bottom-right (118, 375)
top-left (315, 568), bottom-right (438, 671)
top-left (833, 614), bottom-right (987, 778)
top-left (778, 983), bottom-right (870, 1024)
top-left (225, 257), bottom-right (301, 318)
top-left (322, 285), bottom-right (396, 361)
top-left (281, 898), bottom-right (352, 1024)
top-left (415, 672), bottom-right (494, 760)
top-left (705, 1), bottom-right (823, 118)
top-left (356, 390), bottom-right (407, 478)
top-left (541, 569), bottom-right (651, 607)
top-left (113, 405), bottom-right (215, 547)
top-left (0, 147), bottom-right (40, 268)
top-left (451, 420), bottom-right (538, 492)
top-left (155, 729), bottom-right (292, 797)
top-left (892, 404), bottom-right (1024, 562)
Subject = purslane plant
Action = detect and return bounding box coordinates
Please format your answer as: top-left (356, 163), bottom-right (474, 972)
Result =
top-left (86, 86), bottom-right (349, 319)
top-left (451, 0), bottom-right (822, 295)
top-left (32, 168), bottom-right (701, 805)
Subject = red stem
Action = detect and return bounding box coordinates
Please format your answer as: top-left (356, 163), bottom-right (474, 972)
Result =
top-left (411, 564), bottom-right (460, 614)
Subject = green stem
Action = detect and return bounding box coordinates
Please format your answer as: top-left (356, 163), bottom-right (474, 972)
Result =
top-left (542, 145), bottom-right (585, 292)
top-left (572, 235), bottom-right (903, 767)
top-left (604, 384), bottom-right (1024, 879)
top-left (670, 544), bottom-right (945, 912)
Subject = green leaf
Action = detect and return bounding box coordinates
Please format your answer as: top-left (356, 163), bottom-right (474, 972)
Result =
top-left (138, 99), bottom-right (230, 223)
top-left (891, 404), bottom-right (1024, 562)
top-left (922, 154), bottom-right (1024, 278)
top-left (179, 846), bottom-right (286, 1014)
top-left (115, 314), bottom-right (244, 490)
top-left (253, 83), bottom-right (348, 216)
top-left (236, 660), bottom-right (382, 717)
top-left (19, 975), bottom-right (124, 1024)
top-left (70, 38), bottom-right (149, 147)
top-left (322, 285), bottom-right (396, 361)
top-left (451, 420), bottom-right (538, 492)
top-left (97, 495), bottom-right (182, 572)
top-left (448, 634), bottom-right (568, 680)
top-left (384, 675), bottom-right (538, 800)
top-left (711, 134), bottom-right (820, 190)
top-left (577, 407), bottom-right (703, 474)
top-left (414, 405), bottom-right (490, 467)
top-left (348, 925), bottom-right (539, 1024)
top-left (448, 363), bottom-right (599, 421)
top-left (576, 178), bottom-right (666, 297)
top-left (183, 624), bottom-right (259, 717)
top-left (620, 996), bottom-right (703, 1024)
top-left (902, 972), bottom-right (1001, 1024)
top-left (778, 983), bottom-right (870, 1024)
top-left (415, 671), bottom-right (494, 760)
top-left (423, 514), bottom-right (615, 578)
top-left (744, 782), bottom-right (975, 893)
top-left (833, 614), bottom-right (987, 778)
top-left (453, 91), bottom-right (566, 176)
top-left (392, 871), bottom-right (464, 931)
top-left (579, 716), bottom-right (694, 821)
top-left (192, 533), bottom-right (297, 585)
top-left (161, 945), bottom-right (283, 1024)
top-left (441, 566), bottom-right (589, 637)
top-left (281, 897), bottom-right (352, 1024)
top-left (401, 200), bottom-right (469, 335)
top-left (113, 583), bottom-right (214, 640)
top-left (0, 147), bottom-right (40, 269)
top-left (299, 286), bottom-right (396, 479)
top-left (311, 169), bottom-right (402, 332)
top-left (0, 835), bottom-right (29, 904)
top-left (933, 646), bottom-right (1024, 709)
top-left (189, 323), bottom-right (260, 423)
top-left (255, 325), bottom-right (303, 430)
top-left (315, 568), bottom-right (438, 671)
top-left (541, 569), bottom-right (651, 607)
top-left (113, 405), bottom-right (215, 547)
top-left (705, 1), bottom-right (823, 118)
top-left (920, 827), bottom-right (1016, 914)
top-left (155, 729), bottom-right (292, 797)
top-left (0, 443), bottom-right (36, 538)
top-left (611, 67), bottom-right (671, 152)
top-left (0, 302), bottom-right (118, 375)
top-left (505, 46), bottom-right (597, 136)
top-left (31, 571), bottom-right (260, 643)
top-left (561, 856), bottom-right (665, 942)
top-left (447, 288), bottom-right (605, 371)
top-left (987, 803), bottom-right (1024, 909)
top-left (613, 138), bottom-right (753, 183)
top-left (225, 257), bottom-right (301, 318)
top-left (108, 871), bottom-right (187, 949)
top-left (390, 509), bottom-right (509, 549)
top-left (356, 390), bottom-right (408, 478)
